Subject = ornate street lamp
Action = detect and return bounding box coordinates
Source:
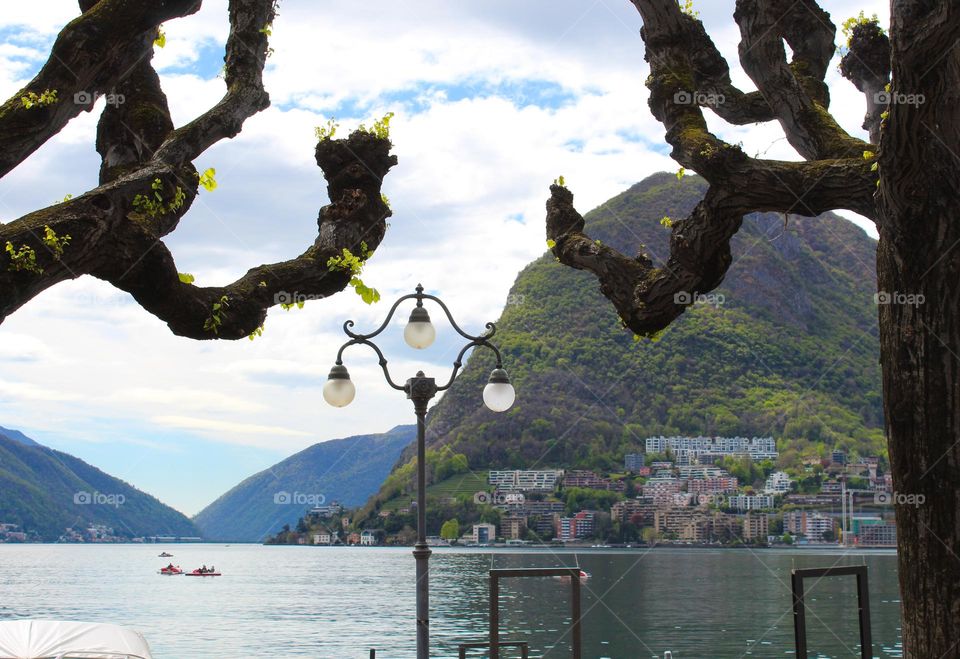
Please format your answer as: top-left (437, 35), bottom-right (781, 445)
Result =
top-left (323, 284), bottom-right (515, 659)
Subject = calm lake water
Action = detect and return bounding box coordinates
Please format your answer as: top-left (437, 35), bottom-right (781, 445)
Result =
top-left (0, 545), bottom-right (901, 658)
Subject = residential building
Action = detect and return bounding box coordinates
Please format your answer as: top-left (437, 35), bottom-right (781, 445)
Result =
top-left (346, 532), bottom-right (361, 545)
top-left (785, 494), bottom-right (842, 506)
top-left (309, 502), bottom-right (343, 517)
top-left (764, 471), bottom-right (793, 494)
top-left (832, 449), bottom-right (847, 465)
top-left (360, 530), bottom-right (379, 546)
top-left (678, 465), bottom-right (725, 480)
top-left (641, 477), bottom-right (682, 498)
top-left (743, 513), bottom-right (769, 541)
top-left (784, 511), bottom-right (835, 541)
top-left (688, 477), bottom-right (740, 496)
top-left (488, 470), bottom-right (563, 492)
top-left (501, 516), bottom-right (527, 540)
top-left (645, 436), bottom-right (778, 465)
top-left (611, 498), bottom-right (657, 526)
top-left (821, 480), bottom-right (843, 494)
top-left (654, 508), bottom-right (700, 536)
top-left (557, 511), bottom-right (595, 542)
top-left (806, 514), bottom-right (835, 541)
top-left (563, 470), bottom-right (626, 491)
top-left (858, 523), bottom-right (896, 547)
top-left (312, 531), bottom-right (336, 545)
top-left (471, 523), bottom-right (496, 544)
top-left (624, 453), bottom-right (645, 472)
top-left (530, 514), bottom-right (558, 538)
top-left (521, 501), bottom-right (565, 517)
top-left (649, 461), bottom-right (675, 470)
top-left (726, 494), bottom-right (775, 512)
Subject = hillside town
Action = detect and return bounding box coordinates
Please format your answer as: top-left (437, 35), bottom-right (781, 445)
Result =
top-left (275, 435), bottom-right (898, 549)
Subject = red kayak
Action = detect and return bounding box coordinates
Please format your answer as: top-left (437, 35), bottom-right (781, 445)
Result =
top-left (159, 566), bottom-right (183, 575)
top-left (186, 569), bottom-right (221, 577)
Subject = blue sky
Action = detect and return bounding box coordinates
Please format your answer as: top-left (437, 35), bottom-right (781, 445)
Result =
top-left (0, 0), bottom-right (884, 515)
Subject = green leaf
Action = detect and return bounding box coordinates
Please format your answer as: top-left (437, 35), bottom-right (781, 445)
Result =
top-left (546, 239), bottom-right (557, 249)
top-left (154, 28), bottom-right (166, 48)
top-left (198, 168), bottom-right (217, 192)
top-left (178, 273), bottom-right (195, 284)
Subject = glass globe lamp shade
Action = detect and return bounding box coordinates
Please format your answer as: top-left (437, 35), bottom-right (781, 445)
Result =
top-left (483, 368), bottom-right (515, 412)
top-left (323, 364), bottom-right (356, 407)
top-left (404, 306), bottom-right (436, 349)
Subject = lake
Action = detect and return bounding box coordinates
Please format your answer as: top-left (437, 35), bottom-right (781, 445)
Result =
top-left (0, 545), bottom-right (902, 658)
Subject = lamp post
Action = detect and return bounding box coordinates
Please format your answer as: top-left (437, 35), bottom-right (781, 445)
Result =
top-left (323, 284), bottom-right (515, 659)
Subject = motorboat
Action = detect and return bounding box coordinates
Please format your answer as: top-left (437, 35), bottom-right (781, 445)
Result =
top-left (0, 620), bottom-right (152, 658)
top-left (158, 565), bottom-right (182, 575)
top-left (185, 569), bottom-right (221, 577)
top-left (157, 552), bottom-right (173, 558)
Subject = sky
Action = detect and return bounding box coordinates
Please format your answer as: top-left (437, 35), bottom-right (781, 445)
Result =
top-left (0, 0), bottom-right (886, 516)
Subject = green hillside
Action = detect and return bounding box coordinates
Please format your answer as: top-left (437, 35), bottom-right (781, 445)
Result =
top-left (373, 173), bottom-right (883, 504)
top-left (0, 434), bottom-right (199, 541)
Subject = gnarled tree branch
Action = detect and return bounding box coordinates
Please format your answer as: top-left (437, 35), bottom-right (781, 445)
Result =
top-left (0, 0), bottom-right (398, 340)
top-left (547, 0), bottom-right (879, 337)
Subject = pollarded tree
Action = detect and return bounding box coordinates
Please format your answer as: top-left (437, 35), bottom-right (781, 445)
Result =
top-left (546, 2), bottom-right (958, 656)
top-left (0, 0), bottom-right (395, 339)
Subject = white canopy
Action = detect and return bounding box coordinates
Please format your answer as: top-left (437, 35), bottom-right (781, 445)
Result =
top-left (0, 621), bottom-right (152, 659)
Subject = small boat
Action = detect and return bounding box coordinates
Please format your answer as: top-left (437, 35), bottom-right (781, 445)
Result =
top-left (185, 568), bottom-right (221, 577)
top-left (158, 552), bottom-right (173, 557)
top-left (553, 569), bottom-right (591, 581)
top-left (0, 620), bottom-right (153, 658)
top-left (159, 565), bottom-right (182, 575)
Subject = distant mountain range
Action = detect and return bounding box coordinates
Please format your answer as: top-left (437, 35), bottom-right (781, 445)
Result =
top-left (193, 425), bottom-right (415, 542)
top-left (0, 425), bottom-right (40, 447)
top-left (0, 429), bottom-right (199, 541)
top-left (376, 173), bottom-right (883, 499)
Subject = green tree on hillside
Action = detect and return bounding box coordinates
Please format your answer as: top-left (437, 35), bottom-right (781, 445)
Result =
top-left (440, 519), bottom-right (460, 541)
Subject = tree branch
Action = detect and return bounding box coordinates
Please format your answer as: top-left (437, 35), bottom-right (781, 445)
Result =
top-left (1, 0), bottom-right (399, 340)
top-left (839, 20), bottom-right (891, 145)
top-left (0, 132), bottom-right (396, 339)
top-left (547, 0), bottom-right (879, 337)
top-left (0, 0), bottom-right (200, 178)
top-left (733, 0), bottom-right (869, 160)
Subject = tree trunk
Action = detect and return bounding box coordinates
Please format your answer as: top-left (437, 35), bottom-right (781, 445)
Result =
top-left (877, 228), bottom-right (960, 657)
top-left (879, 5), bottom-right (960, 656)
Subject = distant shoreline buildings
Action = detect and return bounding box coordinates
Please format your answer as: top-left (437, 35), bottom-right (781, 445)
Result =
top-left (645, 435), bottom-right (779, 464)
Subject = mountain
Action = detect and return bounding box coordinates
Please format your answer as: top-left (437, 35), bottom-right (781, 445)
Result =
top-left (414, 173), bottom-right (884, 477)
top-left (0, 434), bottom-right (199, 541)
top-left (0, 425), bottom-right (40, 447)
top-left (193, 425), bottom-right (415, 542)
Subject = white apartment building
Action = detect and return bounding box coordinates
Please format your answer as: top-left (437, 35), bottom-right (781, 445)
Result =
top-left (726, 494), bottom-right (775, 511)
top-left (645, 436), bottom-right (779, 464)
top-left (764, 471), bottom-right (794, 494)
top-left (488, 470), bottom-right (563, 491)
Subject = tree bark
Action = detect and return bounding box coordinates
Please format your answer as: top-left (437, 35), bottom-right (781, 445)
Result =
top-left (878, 2), bottom-right (960, 655)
